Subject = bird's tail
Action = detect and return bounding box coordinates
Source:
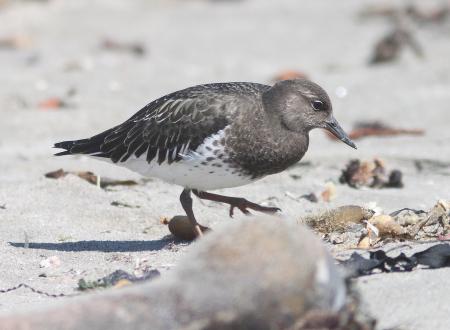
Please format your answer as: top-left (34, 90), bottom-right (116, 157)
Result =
top-left (53, 128), bottom-right (114, 157)
top-left (53, 139), bottom-right (89, 156)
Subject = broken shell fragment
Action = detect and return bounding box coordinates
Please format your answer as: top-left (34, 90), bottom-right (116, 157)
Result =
top-left (321, 182), bottom-right (337, 202)
top-left (391, 208), bottom-right (426, 226)
top-left (167, 215), bottom-right (209, 241)
top-left (369, 215), bottom-right (408, 237)
top-left (44, 168), bottom-right (138, 188)
top-left (113, 279), bottom-right (133, 289)
top-left (357, 235), bottom-right (371, 249)
top-left (39, 256), bottom-right (61, 268)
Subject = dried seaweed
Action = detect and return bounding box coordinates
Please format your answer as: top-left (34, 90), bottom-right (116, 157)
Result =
top-left (0, 283), bottom-right (76, 298)
top-left (347, 121), bottom-right (424, 140)
top-left (341, 244), bottom-right (450, 277)
top-left (110, 201), bottom-right (140, 208)
top-left (45, 169), bottom-right (138, 188)
top-left (359, 3), bottom-right (449, 25)
top-left (303, 205), bottom-right (374, 233)
top-left (369, 28), bottom-right (423, 64)
top-left (78, 269), bottom-right (160, 291)
top-left (320, 201), bottom-right (449, 248)
top-left (339, 159), bottom-right (403, 189)
top-left (0, 35), bottom-right (32, 50)
top-left (100, 38), bottom-right (146, 57)
top-left (38, 97), bottom-right (70, 110)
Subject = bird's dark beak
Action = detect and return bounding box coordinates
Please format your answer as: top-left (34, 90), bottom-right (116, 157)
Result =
top-left (325, 116), bottom-right (357, 149)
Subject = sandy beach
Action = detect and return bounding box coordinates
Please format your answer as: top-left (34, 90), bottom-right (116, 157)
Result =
top-left (1, 0), bottom-right (450, 329)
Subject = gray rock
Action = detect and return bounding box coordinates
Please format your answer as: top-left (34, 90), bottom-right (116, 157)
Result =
top-left (0, 217), bottom-right (347, 330)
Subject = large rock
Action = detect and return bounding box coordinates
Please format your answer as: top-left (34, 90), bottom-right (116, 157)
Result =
top-left (0, 217), bottom-right (347, 329)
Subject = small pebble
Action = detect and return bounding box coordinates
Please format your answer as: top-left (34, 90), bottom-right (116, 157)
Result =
top-left (167, 215), bottom-right (209, 241)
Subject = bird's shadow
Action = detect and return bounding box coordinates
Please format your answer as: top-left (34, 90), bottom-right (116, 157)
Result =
top-left (9, 236), bottom-right (186, 253)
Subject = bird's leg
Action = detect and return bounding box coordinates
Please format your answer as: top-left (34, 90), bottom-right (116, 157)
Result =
top-left (192, 190), bottom-right (281, 218)
top-left (179, 189), bottom-right (205, 238)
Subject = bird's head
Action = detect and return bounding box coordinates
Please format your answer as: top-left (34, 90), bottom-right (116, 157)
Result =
top-left (262, 79), bottom-right (356, 149)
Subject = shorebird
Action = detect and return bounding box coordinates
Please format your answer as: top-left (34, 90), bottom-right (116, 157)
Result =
top-left (54, 79), bottom-right (356, 237)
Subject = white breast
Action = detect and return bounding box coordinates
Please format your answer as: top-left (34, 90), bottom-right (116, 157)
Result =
top-left (115, 129), bottom-right (259, 191)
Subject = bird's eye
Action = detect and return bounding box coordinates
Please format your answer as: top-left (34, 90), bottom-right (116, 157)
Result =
top-left (312, 100), bottom-right (325, 111)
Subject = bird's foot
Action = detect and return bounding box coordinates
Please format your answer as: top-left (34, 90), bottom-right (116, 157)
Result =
top-left (192, 190), bottom-right (281, 218)
top-left (228, 198), bottom-right (281, 217)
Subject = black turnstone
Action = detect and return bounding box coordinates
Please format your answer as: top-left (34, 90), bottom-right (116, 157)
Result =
top-left (54, 79), bottom-right (356, 237)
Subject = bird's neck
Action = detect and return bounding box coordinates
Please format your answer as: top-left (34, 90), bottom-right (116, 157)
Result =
top-left (228, 107), bottom-right (309, 178)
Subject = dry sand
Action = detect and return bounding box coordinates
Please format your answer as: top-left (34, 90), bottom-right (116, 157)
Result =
top-left (0, 0), bottom-right (449, 329)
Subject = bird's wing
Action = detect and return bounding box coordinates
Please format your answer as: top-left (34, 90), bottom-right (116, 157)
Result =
top-left (55, 84), bottom-right (256, 164)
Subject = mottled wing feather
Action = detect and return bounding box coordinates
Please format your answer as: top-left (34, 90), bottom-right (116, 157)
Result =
top-left (55, 84), bottom-right (254, 164)
top-left (137, 95), bottom-right (224, 164)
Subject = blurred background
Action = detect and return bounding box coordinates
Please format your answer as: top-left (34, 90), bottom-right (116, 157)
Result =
top-left (1, 0), bottom-right (450, 173)
top-left (1, 0), bottom-right (450, 323)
